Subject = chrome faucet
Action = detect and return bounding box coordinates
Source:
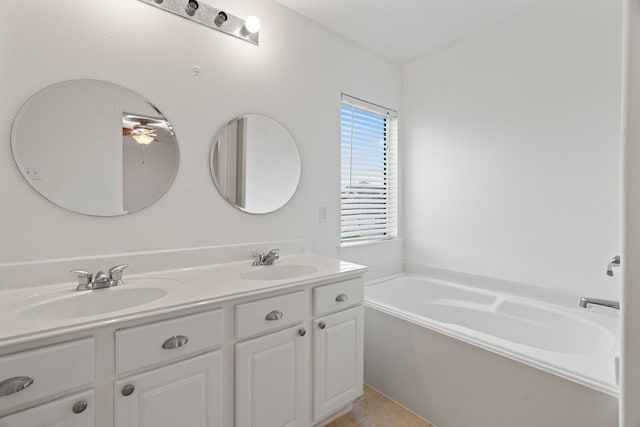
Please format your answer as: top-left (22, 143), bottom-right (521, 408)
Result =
top-left (607, 255), bottom-right (621, 277)
top-left (251, 249), bottom-right (280, 266)
top-left (579, 297), bottom-right (620, 311)
top-left (72, 264), bottom-right (128, 291)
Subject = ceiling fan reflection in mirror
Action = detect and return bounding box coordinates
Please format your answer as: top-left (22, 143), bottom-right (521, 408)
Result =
top-left (122, 113), bottom-right (174, 145)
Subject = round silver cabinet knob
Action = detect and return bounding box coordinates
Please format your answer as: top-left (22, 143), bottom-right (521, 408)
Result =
top-left (298, 328), bottom-right (306, 337)
top-left (72, 400), bottom-right (88, 414)
top-left (122, 384), bottom-right (135, 397)
top-left (318, 322), bottom-right (326, 330)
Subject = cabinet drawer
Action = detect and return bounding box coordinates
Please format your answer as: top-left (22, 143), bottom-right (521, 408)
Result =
top-left (236, 291), bottom-right (308, 340)
top-left (116, 309), bottom-right (223, 374)
top-left (314, 277), bottom-right (364, 316)
top-left (0, 338), bottom-right (94, 414)
top-left (1, 389), bottom-right (94, 427)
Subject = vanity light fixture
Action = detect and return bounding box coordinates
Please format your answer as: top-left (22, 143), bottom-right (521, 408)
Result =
top-left (137, 0), bottom-right (260, 45)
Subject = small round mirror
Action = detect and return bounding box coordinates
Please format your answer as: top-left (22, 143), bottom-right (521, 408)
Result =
top-left (11, 79), bottom-right (179, 216)
top-left (210, 114), bottom-right (301, 214)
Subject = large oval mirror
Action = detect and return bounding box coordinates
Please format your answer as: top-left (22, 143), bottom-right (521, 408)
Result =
top-left (210, 114), bottom-right (301, 214)
top-left (11, 79), bottom-right (179, 216)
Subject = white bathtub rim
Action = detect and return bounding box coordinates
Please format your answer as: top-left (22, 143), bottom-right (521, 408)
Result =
top-left (367, 272), bottom-right (618, 316)
top-left (367, 273), bottom-right (619, 327)
top-left (364, 274), bottom-right (619, 397)
top-left (403, 264), bottom-right (619, 315)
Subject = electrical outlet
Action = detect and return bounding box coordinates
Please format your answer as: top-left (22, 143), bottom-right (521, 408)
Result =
top-left (26, 166), bottom-right (41, 180)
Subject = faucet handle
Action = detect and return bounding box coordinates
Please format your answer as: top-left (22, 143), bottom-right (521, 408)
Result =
top-left (251, 251), bottom-right (264, 266)
top-left (108, 264), bottom-right (128, 285)
top-left (71, 270), bottom-right (93, 290)
top-left (263, 248), bottom-right (280, 265)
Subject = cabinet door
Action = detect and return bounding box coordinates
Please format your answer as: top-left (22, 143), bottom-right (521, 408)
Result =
top-left (236, 324), bottom-right (309, 427)
top-left (115, 351), bottom-right (222, 427)
top-left (0, 390), bottom-right (94, 427)
top-left (313, 306), bottom-right (364, 423)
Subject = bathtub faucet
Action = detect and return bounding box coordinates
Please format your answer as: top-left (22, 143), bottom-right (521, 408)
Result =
top-left (579, 297), bottom-right (619, 311)
top-left (606, 255), bottom-right (621, 277)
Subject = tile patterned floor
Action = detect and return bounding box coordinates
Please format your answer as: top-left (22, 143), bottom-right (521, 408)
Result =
top-left (325, 385), bottom-right (434, 427)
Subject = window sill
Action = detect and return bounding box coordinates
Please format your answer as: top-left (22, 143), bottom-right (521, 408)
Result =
top-left (339, 237), bottom-right (402, 250)
top-left (338, 238), bottom-right (403, 276)
top-left (339, 237), bottom-right (402, 249)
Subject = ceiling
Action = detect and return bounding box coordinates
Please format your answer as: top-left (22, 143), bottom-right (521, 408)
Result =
top-left (273, 0), bottom-right (546, 63)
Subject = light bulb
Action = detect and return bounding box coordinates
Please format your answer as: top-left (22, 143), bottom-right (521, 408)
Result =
top-left (132, 134), bottom-right (156, 145)
top-left (244, 16), bottom-right (260, 34)
top-left (214, 11), bottom-right (228, 27)
top-left (185, 0), bottom-right (199, 16)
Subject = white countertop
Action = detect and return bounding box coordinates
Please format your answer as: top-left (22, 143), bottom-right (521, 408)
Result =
top-left (0, 255), bottom-right (366, 347)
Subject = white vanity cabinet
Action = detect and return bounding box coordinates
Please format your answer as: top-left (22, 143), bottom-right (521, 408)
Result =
top-left (312, 278), bottom-right (365, 423)
top-left (114, 309), bottom-right (224, 427)
top-left (234, 290), bottom-right (310, 427)
top-left (235, 325), bottom-right (309, 427)
top-left (0, 338), bottom-right (95, 427)
top-left (312, 306), bottom-right (364, 423)
top-left (115, 351), bottom-right (223, 427)
top-left (0, 266), bottom-right (365, 427)
top-left (0, 338), bottom-right (95, 415)
top-left (235, 277), bottom-right (365, 427)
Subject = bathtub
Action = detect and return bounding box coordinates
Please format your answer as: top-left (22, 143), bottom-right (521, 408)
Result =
top-left (363, 274), bottom-right (619, 427)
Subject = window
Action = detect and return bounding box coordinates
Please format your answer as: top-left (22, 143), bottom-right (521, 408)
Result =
top-left (340, 94), bottom-right (398, 245)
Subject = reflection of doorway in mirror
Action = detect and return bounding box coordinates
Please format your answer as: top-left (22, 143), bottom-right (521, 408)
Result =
top-left (211, 120), bottom-right (246, 208)
top-left (122, 114), bottom-right (176, 213)
top-left (210, 114), bottom-right (301, 214)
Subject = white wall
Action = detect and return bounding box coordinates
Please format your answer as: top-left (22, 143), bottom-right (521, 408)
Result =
top-left (622, 0), bottom-right (640, 424)
top-left (0, 0), bottom-right (402, 283)
top-left (403, 0), bottom-right (623, 298)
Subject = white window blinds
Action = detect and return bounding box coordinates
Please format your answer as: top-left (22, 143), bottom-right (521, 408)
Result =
top-left (340, 94), bottom-right (398, 245)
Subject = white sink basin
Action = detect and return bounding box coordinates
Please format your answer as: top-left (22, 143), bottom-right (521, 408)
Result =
top-left (13, 279), bottom-right (180, 321)
top-left (240, 264), bottom-right (319, 281)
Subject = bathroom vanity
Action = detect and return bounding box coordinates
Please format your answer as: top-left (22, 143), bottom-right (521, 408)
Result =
top-left (4, 76), bottom-right (362, 427)
top-left (0, 255), bottom-right (365, 427)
